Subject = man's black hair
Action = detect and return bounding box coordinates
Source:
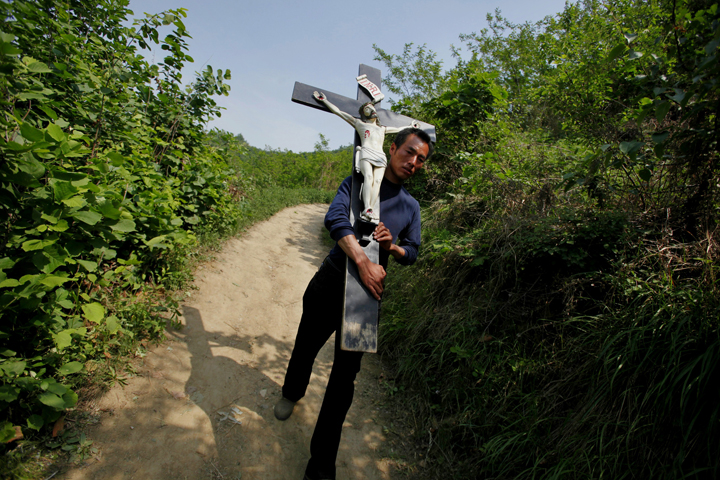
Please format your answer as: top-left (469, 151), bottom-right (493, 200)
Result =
top-left (393, 127), bottom-right (434, 159)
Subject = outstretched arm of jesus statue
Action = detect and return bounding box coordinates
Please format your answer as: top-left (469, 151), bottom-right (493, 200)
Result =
top-left (384, 119), bottom-right (420, 135)
top-left (313, 91), bottom-right (357, 128)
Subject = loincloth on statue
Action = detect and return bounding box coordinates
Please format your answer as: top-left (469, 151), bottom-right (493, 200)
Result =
top-left (354, 146), bottom-right (387, 172)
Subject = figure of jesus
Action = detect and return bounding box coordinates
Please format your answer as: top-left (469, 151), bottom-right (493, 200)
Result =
top-left (313, 91), bottom-right (418, 223)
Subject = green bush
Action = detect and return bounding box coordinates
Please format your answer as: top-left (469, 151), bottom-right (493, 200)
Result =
top-left (235, 186), bottom-right (334, 233)
top-left (0, 0), bottom-right (237, 443)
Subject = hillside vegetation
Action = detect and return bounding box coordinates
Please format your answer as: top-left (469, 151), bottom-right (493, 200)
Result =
top-left (375, 0), bottom-right (719, 478)
top-left (0, 1), bottom-right (337, 473)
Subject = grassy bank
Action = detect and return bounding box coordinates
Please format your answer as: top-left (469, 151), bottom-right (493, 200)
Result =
top-left (380, 198), bottom-right (718, 478)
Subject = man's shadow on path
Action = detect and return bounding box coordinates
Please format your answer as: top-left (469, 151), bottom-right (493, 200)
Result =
top-left (177, 304), bottom-right (323, 478)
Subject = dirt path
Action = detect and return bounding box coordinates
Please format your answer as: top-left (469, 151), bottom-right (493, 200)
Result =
top-left (63, 204), bottom-right (397, 480)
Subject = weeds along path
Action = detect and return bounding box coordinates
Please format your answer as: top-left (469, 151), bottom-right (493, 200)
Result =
top-left (63, 204), bottom-right (395, 480)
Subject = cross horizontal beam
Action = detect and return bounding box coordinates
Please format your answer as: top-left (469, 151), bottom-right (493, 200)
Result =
top-left (291, 81), bottom-right (436, 143)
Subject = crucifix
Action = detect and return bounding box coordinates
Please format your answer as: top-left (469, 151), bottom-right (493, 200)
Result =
top-left (291, 64), bottom-right (436, 353)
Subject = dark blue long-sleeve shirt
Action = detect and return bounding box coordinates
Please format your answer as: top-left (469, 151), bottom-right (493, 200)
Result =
top-left (325, 176), bottom-right (421, 270)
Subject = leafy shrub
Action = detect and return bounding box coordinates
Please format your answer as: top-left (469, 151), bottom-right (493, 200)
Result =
top-left (0, 0), bottom-right (237, 443)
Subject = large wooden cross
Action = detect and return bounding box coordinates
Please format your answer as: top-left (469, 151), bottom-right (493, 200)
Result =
top-left (291, 64), bottom-right (436, 353)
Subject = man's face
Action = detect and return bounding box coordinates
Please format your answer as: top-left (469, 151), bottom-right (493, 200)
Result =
top-left (386, 134), bottom-right (430, 183)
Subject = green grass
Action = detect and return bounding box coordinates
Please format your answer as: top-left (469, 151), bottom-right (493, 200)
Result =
top-left (235, 186), bottom-right (334, 233)
top-left (379, 199), bottom-right (720, 479)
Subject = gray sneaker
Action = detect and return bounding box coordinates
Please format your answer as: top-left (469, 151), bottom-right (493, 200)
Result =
top-left (274, 397), bottom-right (296, 421)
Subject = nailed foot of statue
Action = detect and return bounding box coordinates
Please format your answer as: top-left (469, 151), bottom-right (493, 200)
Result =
top-left (359, 208), bottom-right (379, 224)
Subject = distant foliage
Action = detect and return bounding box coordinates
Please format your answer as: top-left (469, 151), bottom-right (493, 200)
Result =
top-left (237, 134), bottom-right (353, 191)
top-left (373, 43), bottom-right (447, 119)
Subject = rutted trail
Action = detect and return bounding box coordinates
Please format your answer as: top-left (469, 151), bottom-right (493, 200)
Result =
top-left (63, 204), bottom-right (395, 480)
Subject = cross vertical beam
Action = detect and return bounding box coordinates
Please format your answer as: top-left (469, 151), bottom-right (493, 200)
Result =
top-left (340, 64), bottom-right (382, 352)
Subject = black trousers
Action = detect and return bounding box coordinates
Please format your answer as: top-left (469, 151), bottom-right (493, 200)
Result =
top-left (282, 259), bottom-right (364, 480)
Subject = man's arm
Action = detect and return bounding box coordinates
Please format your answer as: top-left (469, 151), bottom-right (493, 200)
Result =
top-left (373, 222), bottom-right (405, 260)
top-left (314, 91), bottom-right (357, 128)
top-left (337, 235), bottom-right (386, 300)
top-left (373, 200), bottom-right (421, 266)
top-left (324, 177), bottom-right (386, 300)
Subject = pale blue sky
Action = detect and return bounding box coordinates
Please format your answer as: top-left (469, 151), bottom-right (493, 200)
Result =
top-left (127, 0), bottom-right (568, 152)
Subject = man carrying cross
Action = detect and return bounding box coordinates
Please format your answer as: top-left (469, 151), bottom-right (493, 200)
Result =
top-left (275, 126), bottom-right (432, 480)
